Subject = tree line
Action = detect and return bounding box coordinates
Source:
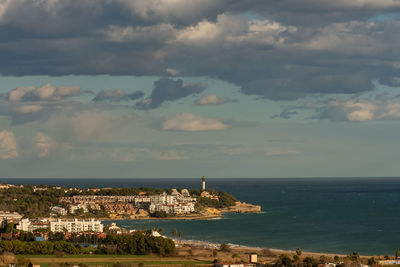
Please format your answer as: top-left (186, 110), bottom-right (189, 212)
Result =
top-left (0, 233), bottom-right (175, 256)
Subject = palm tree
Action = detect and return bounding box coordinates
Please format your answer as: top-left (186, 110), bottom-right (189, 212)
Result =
top-left (296, 248), bottom-right (302, 257)
top-left (172, 229), bottom-right (177, 237)
top-left (178, 232), bottom-right (182, 239)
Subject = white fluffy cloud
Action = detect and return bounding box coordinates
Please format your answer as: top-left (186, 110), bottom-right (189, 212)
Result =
top-left (0, 130), bottom-right (18, 159)
top-left (318, 98), bottom-right (400, 122)
top-left (163, 112), bottom-right (228, 131)
top-left (175, 14), bottom-right (293, 46)
top-left (6, 83), bottom-right (81, 102)
top-left (195, 94), bottom-right (230, 105)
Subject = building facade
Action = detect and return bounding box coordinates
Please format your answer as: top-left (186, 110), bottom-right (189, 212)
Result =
top-left (50, 219), bottom-right (104, 233)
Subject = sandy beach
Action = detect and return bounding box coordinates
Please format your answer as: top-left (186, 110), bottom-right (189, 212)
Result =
top-left (173, 238), bottom-right (378, 263)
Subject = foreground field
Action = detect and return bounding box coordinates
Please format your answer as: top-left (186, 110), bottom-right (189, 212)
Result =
top-left (17, 255), bottom-right (213, 267)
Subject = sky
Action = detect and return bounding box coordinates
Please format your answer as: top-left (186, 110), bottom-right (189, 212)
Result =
top-left (1, 0), bottom-right (400, 178)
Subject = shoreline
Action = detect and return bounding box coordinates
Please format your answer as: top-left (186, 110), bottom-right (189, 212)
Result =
top-left (174, 239), bottom-right (379, 259)
top-left (101, 214), bottom-right (223, 221)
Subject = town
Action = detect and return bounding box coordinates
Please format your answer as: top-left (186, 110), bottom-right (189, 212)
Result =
top-left (0, 177), bottom-right (246, 236)
top-left (0, 180), bottom-right (396, 267)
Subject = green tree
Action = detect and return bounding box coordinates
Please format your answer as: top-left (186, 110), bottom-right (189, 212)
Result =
top-left (293, 254), bottom-right (300, 265)
top-left (368, 257), bottom-right (377, 266)
top-left (334, 256), bottom-right (340, 263)
top-left (279, 254), bottom-right (292, 267)
top-left (348, 252), bottom-right (360, 263)
top-left (303, 256), bottom-right (316, 267)
top-left (396, 249), bottom-right (400, 260)
top-left (296, 248), bottom-right (302, 257)
top-left (319, 255), bottom-right (329, 263)
top-left (219, 243), bottom-right (231, 252)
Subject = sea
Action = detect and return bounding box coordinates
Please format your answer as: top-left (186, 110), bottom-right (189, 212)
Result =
top-left (1, 177), bottom-right (400, 256)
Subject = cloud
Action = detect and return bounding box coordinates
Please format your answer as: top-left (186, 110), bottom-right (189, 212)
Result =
top-left (135, 78), bottom-right (207, 110)
top-left (4, 83), bottom-right (81, 102)
top-left (16, 104), bottom-right (43, 113)
top-left (157, 150), bottom-right (187, 160)
top-left (265, 148), bottom-right (298, 156)
top-left (92, 89), bottom-right (144, 102)
top-left (166, 68), bottom-right (179, 76)
top-left (162, 112), bottom-right (228, 131)
top-left (35, 132), bottom-right (54, 158)
top-left (175, 14), bottom-right (292, 47)
top-left (0, 2), bottom-right (400, 101)
top-left (42, 111), bottom-right (141, 143)
top-left (271, 108), bottom-right (299, 119)
top-left (315, 97), bottom-right (400, 122)
top-left (195, 94), bottom-right (232, 105)
top-left (0, 130), bottom-right (18, 159)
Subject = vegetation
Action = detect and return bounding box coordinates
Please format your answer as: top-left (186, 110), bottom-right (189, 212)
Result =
top-left (296, 248), bottom-right (302, 257)
top-left (0, 186), bottom-right (63, 217)
top-left (303, 256), bottom-right (317, 267)
top-left (0, 183), bottom-right (239, 218)
top-left (219, 244), bottom-right (231, 252)
top-left (192, 190), bottom-right (237, 209)
top-left (279, 254), bottom-right (292, 267)
top-left (0, 233), bottom-right (175, 256)
top-left (368, 257), bottom-right (377, 266)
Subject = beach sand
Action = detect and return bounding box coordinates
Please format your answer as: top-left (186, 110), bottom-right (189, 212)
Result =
top-left (173, 239), bottom-right (379, 264)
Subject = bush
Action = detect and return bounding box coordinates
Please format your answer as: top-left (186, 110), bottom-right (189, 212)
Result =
top-left (219, 244), bottom-right (231, 252)
top-left (279, 254), bottom-right (292, 267)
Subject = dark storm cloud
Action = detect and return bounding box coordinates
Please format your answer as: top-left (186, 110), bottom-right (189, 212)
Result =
top-left (93, 89), bottom-right (144, 102)
top-left (134, 78), bottom-right (207, 110)
top-left (0, 0), bottom-right (400, 101)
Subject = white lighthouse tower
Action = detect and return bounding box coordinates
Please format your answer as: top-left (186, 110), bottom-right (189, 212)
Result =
top-left (202, 176), bottom-right (206, 191)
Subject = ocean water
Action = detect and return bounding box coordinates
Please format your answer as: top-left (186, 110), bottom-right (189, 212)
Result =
top-left (2, 177), bottom-right (400, 255)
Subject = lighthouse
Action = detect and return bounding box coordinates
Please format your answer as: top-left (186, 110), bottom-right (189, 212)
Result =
top-left (202, 176), bottom-right (206, 191)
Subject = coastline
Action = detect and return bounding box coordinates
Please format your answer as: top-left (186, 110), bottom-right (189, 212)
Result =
top-left (174, 238), bottom-right (375, 259)
top-left (101, 214), bottom-right (222, 221)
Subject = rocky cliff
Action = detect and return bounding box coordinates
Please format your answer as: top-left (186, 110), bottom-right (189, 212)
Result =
top-left (219, 201), bottom-right (262, 213)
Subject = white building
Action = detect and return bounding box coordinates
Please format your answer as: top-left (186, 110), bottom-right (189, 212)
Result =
top-left (0, 211), bottom-right (22, 223)
top-left (68, 204), bottom-right (89, 214)
top-left (50, 218), bottom-right (104, 233)
top-left (16, 219), bottom-right (49, 232)
top-left (50, 206), bottom-right (67, 216)
top-left (105, 223), bottom-right (122, 234)
top-left (16, 218), bottom-right (31, 231)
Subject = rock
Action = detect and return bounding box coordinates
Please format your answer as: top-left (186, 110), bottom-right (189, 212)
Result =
top-left (219, 201), bottom-right (261, 213)
top-left (136, 209), bottom-right (149, 217)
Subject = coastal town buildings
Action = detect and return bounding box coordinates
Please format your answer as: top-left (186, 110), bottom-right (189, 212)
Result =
top-left (50, 218), bottom-right (104, 233)
top-left (68, 204), bottom-right (89, 214)
top-left (0, 184), bottom-right (16, 190)
top-left (16, 218), bottom-right (49, 232)
top-left (50, 206), bottom-right (67, 216)
top-left (200, 191), bottom-right (219, 200)
top-left (0, 211), bottom-right (22, 226)
top-left (59, 189), bottom-right (196, 216)
top-left (104, 223), bottom-right (122, 234)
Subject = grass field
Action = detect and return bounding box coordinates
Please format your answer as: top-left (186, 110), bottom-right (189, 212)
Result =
top-left (16, 255), bottom-right (213, 267)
